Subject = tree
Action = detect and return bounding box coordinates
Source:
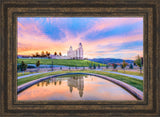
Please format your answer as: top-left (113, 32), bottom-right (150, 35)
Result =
top-left (121, 64), bottom-right (124, 69)
top-left (20, 61), bottom-right (27, 74)
top-left (54, 52), bottom-right (57, 56)
top-left (36, 60), bottom-right (40, 67)
top-left (41, 51), bottom-right (45, 57)
top-left (112, 63), bottom-right (117, 69)
top-left (93, 64), bottom-right (96, 69)
top-left (32, 54), bottom-right (36, 57)
top-left (36, 52), bottom-right (40, 57)
top-left (134, 55), bottom-right (143, 74)
top-left (59, 52), bottom-right (62, 56)
top-left (46, 51), bottom-right (50, 57)
top-left (133, 62), bottom-right (136, 66)
top-left (129, 64), bottom-right (133, 69)
top-left (98, 64), bottom-right (100, 69)
top-left (89, 63), bottom-right (92, 69)
top-left (141, 57), bottom-right (143, 66)
top-left (36, 60), bottom-right (40, 72)
top-left (106, 64), bottom-right (109, 69)
top-left (122, 60), bottom-right (127, 72)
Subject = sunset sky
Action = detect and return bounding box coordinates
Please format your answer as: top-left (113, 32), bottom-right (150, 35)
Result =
top-left (18, 17), bottom-right (143, 60)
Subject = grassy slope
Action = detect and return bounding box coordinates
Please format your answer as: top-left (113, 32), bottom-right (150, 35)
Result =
top-left (17, 58), bottom-right (105, 67)
top-left (17, 70), bottom-right (143, 91)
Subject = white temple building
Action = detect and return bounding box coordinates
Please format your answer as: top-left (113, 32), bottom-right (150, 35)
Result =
top-left (67, 43), bottom-right (83, 60)
top-left (50, 42), bottom-right (83, 60)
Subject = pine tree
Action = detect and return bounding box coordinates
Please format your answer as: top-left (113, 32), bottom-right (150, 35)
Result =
top-left (129, 64), bottom-right (133, 69)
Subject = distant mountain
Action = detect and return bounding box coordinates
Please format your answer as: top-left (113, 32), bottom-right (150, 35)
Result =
top-left (89, 58), bottom-right (134, 64)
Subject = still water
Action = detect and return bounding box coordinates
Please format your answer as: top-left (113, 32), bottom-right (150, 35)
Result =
top-left (18, 75), bottom-right (137, 100)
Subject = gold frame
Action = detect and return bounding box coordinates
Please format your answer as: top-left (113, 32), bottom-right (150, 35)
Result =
top-left (0, 0), bottom-right (160, 116)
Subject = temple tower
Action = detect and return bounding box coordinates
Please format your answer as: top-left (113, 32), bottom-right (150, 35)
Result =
top-left (78, 43), bottom-right (83, 59)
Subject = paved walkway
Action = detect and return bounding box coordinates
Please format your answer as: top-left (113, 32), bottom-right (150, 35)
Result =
top-left (104, 71), bottom-right (143, 80)
top-left (17, 71), bottom-right (52, 79)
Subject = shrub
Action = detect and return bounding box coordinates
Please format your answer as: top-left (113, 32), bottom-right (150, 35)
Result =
top-left (93, 64), bottom-right (96, 69)
top-left (129, 64), bottom-right (133, 69)
top-left (36, 60), bottom-right (40, 67)
top-left (89, 63), bottom-right (92, 69)
top-left (98, 64), bottom-right (100, 69)
top-left (106, 64), bottom-right (109, 69)
top-left (112, 63), bottom-right (117, 69)
top-left (20, 61), bottom-right (27, 71)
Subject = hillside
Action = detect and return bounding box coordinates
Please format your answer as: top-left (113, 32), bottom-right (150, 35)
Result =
top-left (17, 58), bottom-right (106, 67)
top-left (89, 58), bottom-right (133, 64)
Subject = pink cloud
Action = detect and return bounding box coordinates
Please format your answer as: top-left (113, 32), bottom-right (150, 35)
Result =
top-left (91, 17), bottom-right (143, 32)
top-left (77, 17), bottom-right (143, 38)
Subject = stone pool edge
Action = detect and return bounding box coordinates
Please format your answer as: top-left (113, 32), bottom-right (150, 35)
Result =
top-left (17, 72), bottom-right (143, 100)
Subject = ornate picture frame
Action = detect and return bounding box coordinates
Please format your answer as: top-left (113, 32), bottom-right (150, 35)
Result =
top-left (0, 0), bottom-right (160, 116)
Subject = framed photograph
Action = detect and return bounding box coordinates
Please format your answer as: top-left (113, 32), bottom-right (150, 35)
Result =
top-left (0, 0), bottom-right (160, 116)
top-left (17, 17), bottom-right (144, 101)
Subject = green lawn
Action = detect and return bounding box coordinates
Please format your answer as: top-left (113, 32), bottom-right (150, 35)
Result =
top-left (18, 72), bottom-right (36, 77)
top-left (117, 70), bottom-right (143, 76)
top-left (17, 70), bottom-right (143, 91)
top-left (17, 58), bottom-right (105, 67)
top-left (105, 69), bottom-right (143, 76)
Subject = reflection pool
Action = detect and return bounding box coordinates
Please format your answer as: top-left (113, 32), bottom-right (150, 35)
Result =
top-left (18, 75), bottom-right (137, 100)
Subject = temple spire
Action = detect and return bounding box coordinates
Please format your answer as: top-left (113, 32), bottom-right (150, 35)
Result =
top-left (69, 46), bottom-right (72, 50)
top-left (79, 42), bottom-right (82, 48)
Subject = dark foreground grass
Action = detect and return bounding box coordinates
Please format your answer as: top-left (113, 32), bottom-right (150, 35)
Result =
top-left (18, 72), bottom-right (36, 77)
top-left (17, 70), bottom-right (143, 91)
top-left (17, 58), bottom-right (105, 67)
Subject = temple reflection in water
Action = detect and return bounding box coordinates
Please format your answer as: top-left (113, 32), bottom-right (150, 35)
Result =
top-left (36, 75), bottom-right (85, 98)
top-left (68, 76), bottom-right (84, 97)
